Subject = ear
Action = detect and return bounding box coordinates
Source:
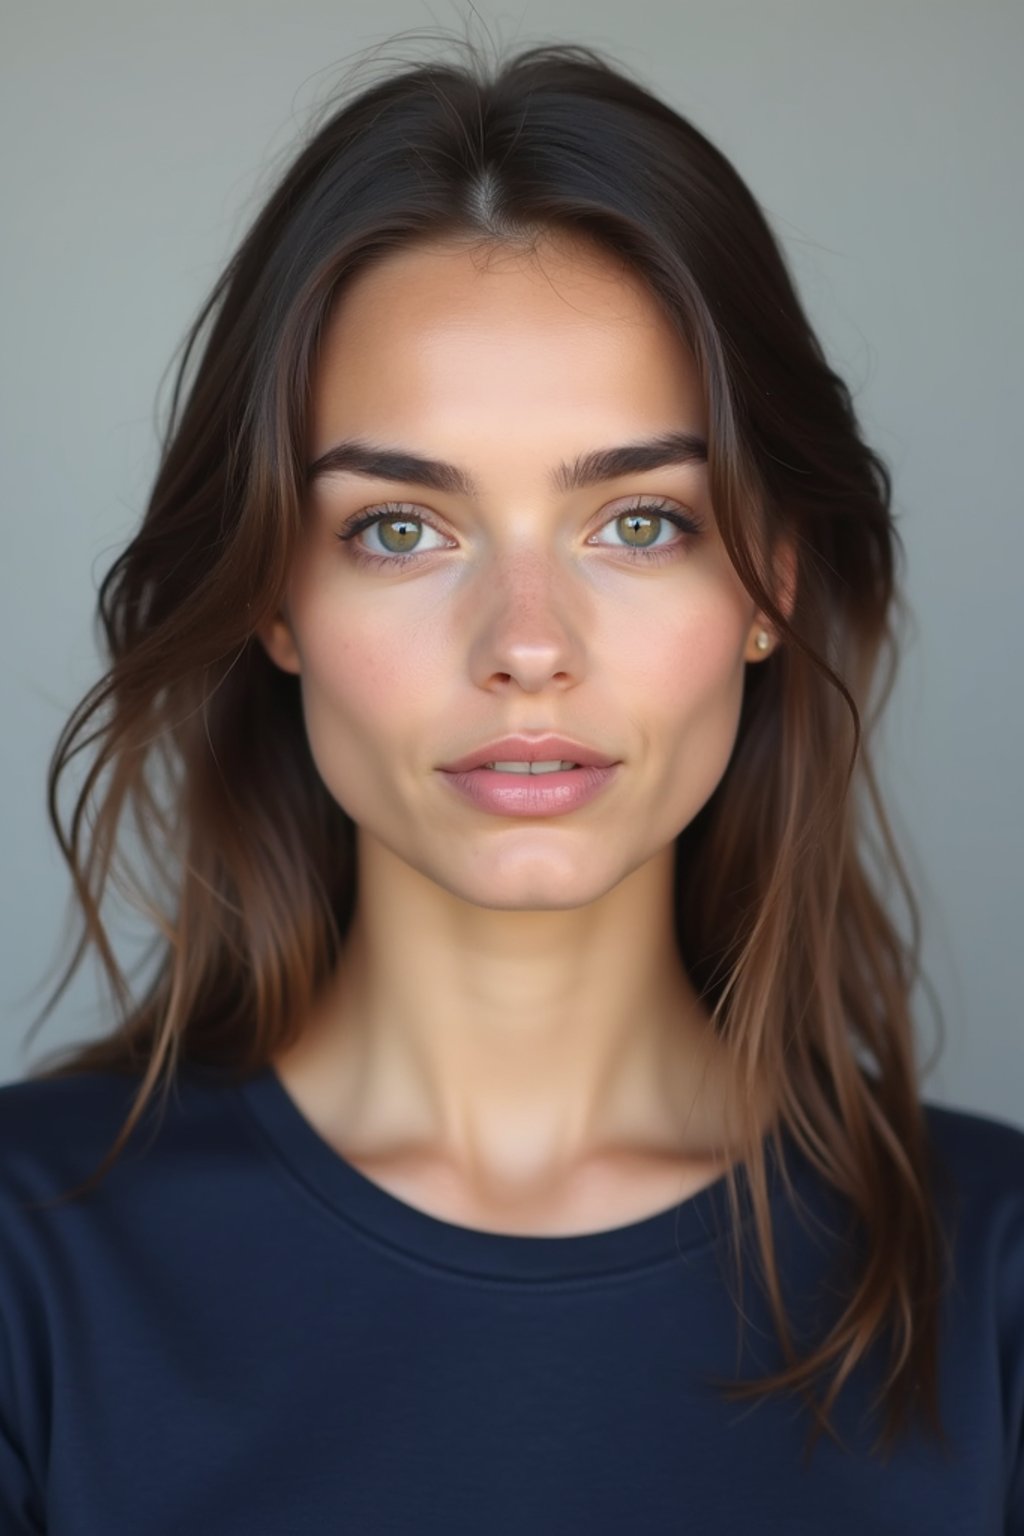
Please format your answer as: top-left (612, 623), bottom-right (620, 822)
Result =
top-left (746, 532), bottom-right (798, 660)
top-left (256, 608), bottom-right (302, 675)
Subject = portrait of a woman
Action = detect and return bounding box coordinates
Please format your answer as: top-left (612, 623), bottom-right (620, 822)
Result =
top-left (2, 31), bottom-right (1021, 1535)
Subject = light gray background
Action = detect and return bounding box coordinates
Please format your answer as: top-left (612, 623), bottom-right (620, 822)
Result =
top-left (3, 0), bottom-right (1021, 1124)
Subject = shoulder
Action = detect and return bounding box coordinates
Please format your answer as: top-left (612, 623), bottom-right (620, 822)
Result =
top-left (0, 1061), bottom-right (237, 1131)
top-left (918, 1095), bottom-right (1024, 1304)
top-left (919, 1098), bottom-right (1024, 1520)
top-left (0, 1067), bottom-right (144, 1134)
top-left (0, 1064), bottom-right (238, 1211)
top-left (920, 1094), bottom-right (1024, 1211)
top-left (922, 1093), bottom-right (1024, 1163)
top-left (0, 1069), bottom-right (144, 1189)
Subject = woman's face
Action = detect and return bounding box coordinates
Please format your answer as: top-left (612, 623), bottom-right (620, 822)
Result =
top-left (259, 235), bottom-right (780, 909)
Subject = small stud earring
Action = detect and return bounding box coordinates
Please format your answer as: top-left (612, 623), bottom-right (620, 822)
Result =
top-left (755, 629), bottom-right (771, 653)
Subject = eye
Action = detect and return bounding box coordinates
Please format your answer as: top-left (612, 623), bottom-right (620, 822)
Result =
top-left (335, 502), bottom-right (448, 567)
top-left (589, 499), bottom-right (704, 563)
top-left (335, 497), bottom-right (704, 570)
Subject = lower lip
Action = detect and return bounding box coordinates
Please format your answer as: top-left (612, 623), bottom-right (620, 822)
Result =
top-left (437, 763), bottom-right (621, 817)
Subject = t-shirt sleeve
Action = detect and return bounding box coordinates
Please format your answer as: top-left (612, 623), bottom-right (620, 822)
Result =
top-left (0, 1242), bottom-right (46, 1532)
top-left (983, 1103), bottom-right (1024, 1535)
top-left (0, 1406), bottom-right (43, 1534)
top-left (1002, 1184), bottom-right (1024, 1534)
top-left (0, 1272), bottom-right (44, 1533)
top-left (0, 1083), bottom-right (51, 1534)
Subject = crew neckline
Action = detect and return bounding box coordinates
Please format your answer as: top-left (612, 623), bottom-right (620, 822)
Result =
top-left (230, 1060), bottom-right (809, 1283)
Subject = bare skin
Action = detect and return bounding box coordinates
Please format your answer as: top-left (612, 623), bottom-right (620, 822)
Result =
top-left (257, 232), bottom-right (795, 1236)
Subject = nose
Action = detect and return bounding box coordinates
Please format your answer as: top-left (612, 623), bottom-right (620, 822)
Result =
top-left (464, 548), bottom-right (585, 693)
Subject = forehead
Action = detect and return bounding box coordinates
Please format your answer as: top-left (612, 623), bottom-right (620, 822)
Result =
top-left (309, 236), bottom-right (706, 457)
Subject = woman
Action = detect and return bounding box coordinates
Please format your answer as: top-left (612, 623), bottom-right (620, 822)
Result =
top-left (3, 33), bottom-right (1022, 1534)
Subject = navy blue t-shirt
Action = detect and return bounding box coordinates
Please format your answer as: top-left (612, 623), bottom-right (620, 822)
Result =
top-left (0, 1061), bottom-right (1022, 1533)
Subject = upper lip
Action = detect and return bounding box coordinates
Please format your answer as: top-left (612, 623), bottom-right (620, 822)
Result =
top-left (438, 735), bottom-right (620, 772)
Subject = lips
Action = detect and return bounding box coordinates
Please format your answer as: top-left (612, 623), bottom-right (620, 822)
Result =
top-left (438, 735), bottom-right (619, 774)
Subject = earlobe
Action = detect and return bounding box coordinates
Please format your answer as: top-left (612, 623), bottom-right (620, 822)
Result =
top-left (748, 535), bottom-right (798, 661)
top-left (256, 613), bottom-right (302, 675)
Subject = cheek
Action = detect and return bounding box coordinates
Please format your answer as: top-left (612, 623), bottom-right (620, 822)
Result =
top-left (624, 586), bottom-right (749, 801)
top-left (289, 587), bottom-right (444, 805)
top-left (615, 577), bottom-right (747, 714)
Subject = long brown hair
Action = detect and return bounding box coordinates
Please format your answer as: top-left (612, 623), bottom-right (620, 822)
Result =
top-left (20, 28), bottom-right (954, 1468)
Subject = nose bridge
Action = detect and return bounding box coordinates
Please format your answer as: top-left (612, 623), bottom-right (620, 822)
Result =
top-left (486, 526), bottom-right (576, 621)
top-left (465, 529), bottom-right (585, 684)
top-left (495, 524), bottom-right (561, 588)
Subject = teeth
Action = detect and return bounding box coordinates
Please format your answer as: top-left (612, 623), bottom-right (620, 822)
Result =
top-left (484, 760), bottom-right (578, 774)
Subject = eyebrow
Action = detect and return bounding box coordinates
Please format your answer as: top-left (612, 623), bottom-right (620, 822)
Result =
top-left (304, 429), bottom-right (708, 497)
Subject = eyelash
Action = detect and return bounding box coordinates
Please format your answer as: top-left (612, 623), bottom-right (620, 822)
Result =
top-left (334, 498), bottom-right (704, 571)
